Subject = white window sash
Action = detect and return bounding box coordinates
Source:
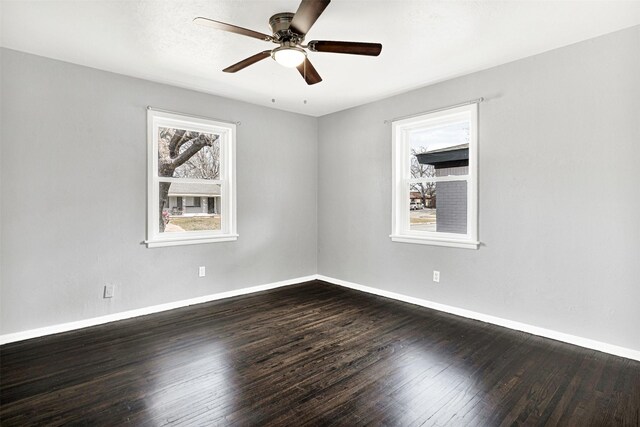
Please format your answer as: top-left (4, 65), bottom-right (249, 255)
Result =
top-left (156, 177), bottom-right (223, 185)
top-left (405, 175), bottom-right (469, 184)
top-left (146, 110), bottom-right (237, 248)
top-left (391, 103), bottom-right (479, 249)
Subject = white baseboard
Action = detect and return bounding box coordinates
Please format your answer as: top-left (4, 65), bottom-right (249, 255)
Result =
top-left (0, 275), bottom-right (317, 345)
top-left (315, 274), bottom-right (640, 362)
top-left (4, 274), bottom-right (639, 362)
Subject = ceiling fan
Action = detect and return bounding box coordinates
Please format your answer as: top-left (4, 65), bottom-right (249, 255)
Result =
top-left (193, 0), bottom-right (382, 85)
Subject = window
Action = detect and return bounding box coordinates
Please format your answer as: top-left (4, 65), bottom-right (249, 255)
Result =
top-left (391, 103), bottom-right (478, 249)
top-left (186, 197), bottom-right (201, 208)
top-left (146, 109), bottom-right (237, 247)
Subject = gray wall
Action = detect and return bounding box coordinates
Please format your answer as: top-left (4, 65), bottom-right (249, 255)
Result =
top-left (317, 26), bottom-right (640, 351)
top-left (0, 49), bottom-right (318, 334)
top-left (435, 181), bottom-right (467, 234)
top-left (2, 26), bottom-right (639, 352)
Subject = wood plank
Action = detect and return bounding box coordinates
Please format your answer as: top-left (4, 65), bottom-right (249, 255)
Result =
top-left (1, 281), bottom-right (638, 425)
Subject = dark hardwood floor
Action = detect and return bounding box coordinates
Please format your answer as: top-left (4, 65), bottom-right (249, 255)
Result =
top-left (1, 280), bottom-right (639, 426)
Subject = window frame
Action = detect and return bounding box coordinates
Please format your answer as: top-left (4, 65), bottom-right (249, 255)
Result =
top-left (390, 103), bottom-right (479, 249)
top-left (145, 109), bottom-right (237, 248)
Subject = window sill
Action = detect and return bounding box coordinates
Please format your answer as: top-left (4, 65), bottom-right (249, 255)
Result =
top-left (145, 234), bottom-right (238, 248)
top-left (390, 234), bottom-right (479, 249)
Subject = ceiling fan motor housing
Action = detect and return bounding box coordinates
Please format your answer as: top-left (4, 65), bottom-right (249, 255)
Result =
top-left (269, 13), bottom-right (303, 43)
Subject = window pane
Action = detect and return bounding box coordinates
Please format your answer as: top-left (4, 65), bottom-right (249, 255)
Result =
top-left (409, 121), bottom-right (469, 177)
top-left (409, 181), bottom-right (467, 234)
top-left (159, 182), bottom-right (221, 233)
top-left (157, 127), bottom-right (220, 179)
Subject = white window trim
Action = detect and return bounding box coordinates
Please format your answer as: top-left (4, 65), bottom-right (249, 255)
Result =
top-left (390, 103), bottom-right (479, 249)
top-left (145, 109), bottom-right (237, 248)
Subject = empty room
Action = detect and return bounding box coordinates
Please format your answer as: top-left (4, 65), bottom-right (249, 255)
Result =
top-left (1, 0), bottom-right (639, 425)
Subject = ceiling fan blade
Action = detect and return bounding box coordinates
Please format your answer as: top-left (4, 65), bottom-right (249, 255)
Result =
top-left (289, 0), bottom-right (331, 35)
top-left (296, 58), bottom-right (322, 85)
top-left (223, 51), bottom-right (272, 73)
top-left (194, 17), bottom-right (272, 41)
top-left (309, 40), bottom-right (382, 56)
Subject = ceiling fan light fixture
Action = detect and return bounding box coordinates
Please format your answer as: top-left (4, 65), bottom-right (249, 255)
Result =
top-left (272, 46), bottom-right (306, 68)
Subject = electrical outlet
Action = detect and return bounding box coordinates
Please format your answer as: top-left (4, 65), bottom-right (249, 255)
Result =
top-left (104, 284), bottom-right (115, 298)
top-left (433, 270), bottom-right (440, 283)
top-left (199, 266), bottom-right (206, 277)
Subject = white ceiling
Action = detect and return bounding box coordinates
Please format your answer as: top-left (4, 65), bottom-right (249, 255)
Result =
top-left (2, 1), bottom-right (639, 116)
